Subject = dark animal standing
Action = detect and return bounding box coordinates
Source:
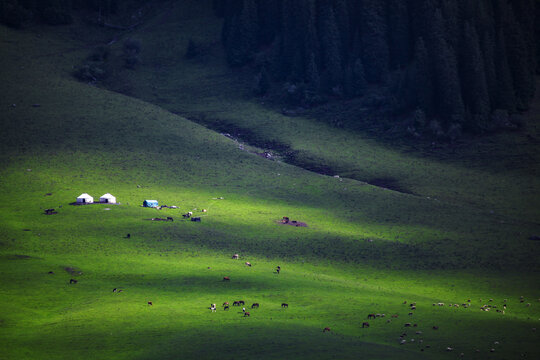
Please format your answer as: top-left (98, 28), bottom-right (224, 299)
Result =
top-left (238, 300), bottom-right (245, 305)
top-left (69, 279), bottom-right (77, 284)
top-left (251, 303), bottom-right (259, 309)
top-left (323, 327), bottom-right (331, 332)
top-left (362, 322), bottom-right (370, 328)
top-left (148, 301), bottom-right (153, 306)
top-left (281, 303), bottom-right (288, 308)
top-left (232, 254), bottom-right (239, 259)
top-left (182, 213), bottom-right (191, 218)
top-left (367, 314), bottom-right (376, 319)
top-left (126, 233), bottom-right (131, 238)
top-left (233, 301), bottom-right (240, 306)
top-left (245, 262), bottom-right (251, 267)
top-left (191, 217), bottom-right (201, 222)
top-left (167, 217), bottom-right (173, 222)
top-left (244, 312), bottom-right (250, 317)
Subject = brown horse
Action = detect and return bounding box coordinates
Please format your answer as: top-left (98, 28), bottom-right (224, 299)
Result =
top-left (223, 276), bottom-right (230, 281)
top-left (251, 303), bottom-right (259, 309)
top-left (281, 303), bottom-right (288, 308)
top-left (362, 322), bottom-right (370, 328)
top-left (323, 327), bottom-right (331, 332)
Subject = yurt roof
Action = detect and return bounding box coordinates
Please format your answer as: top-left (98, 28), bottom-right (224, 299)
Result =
top-left (77, 193), bottom-right (93, 198)
top-left (100, 193), bottom-right (115, 198)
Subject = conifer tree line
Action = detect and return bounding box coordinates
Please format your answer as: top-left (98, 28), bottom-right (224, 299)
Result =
top-left (219, 0), bottom-right (538, 132)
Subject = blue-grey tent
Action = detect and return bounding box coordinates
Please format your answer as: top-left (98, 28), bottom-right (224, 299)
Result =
top-left (143, 200), bottom-right (159, 208)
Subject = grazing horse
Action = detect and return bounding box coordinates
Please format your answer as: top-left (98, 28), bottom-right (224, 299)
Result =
top-left (251, 303), bottom-right (259, 309)
top-left (245, 262), bottom-right (251, 267)
top-left (223, 276), bottom-right (230, 281)
top-left (323, 327), bottom-right (331, 332)
top-left (281, 303), bottom-right (288, 308)
top-left (238, 300), bottom-right (245, 305)
top-left (367, 314), bottom-right (376, 319)
top-left (232, 254), bottom-right (239, 259)
top-left (69, 279), bottom-right (78, 284)
top-left (233, 301), bottom-right (240, 306)
top-left (191, 217), bottom-right (201, 222)
top-left (148, 301), bottom-right (153, 306)
top-left (244, 312), bottom-right (250, 317)
top-left (167, 217), bottom-right (173, 222)
top-left (362, 322), bottom-right (370, 328)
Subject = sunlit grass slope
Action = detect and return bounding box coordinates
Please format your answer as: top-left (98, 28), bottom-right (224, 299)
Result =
top-left (0, 9), bottom-right (539, 360)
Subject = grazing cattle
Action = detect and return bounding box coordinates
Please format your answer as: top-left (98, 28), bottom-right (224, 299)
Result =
top-left (182, 213), bottom-right (191, 219)
top-left (281, 303), bottom-right (288, 308)
top-left (446, 347), bottom-right (454, 352)
top-left (282, 217), bottom-right (290, 224)
top-left (223, 302), bottom-right (229, 306)
top-left (251, 303), bottom-right (259, 309)
top-left (391, 314), bottom-right (399, 318)
top-left (245, 262), bottom-right (251, 267)
top-left (437, 302), bottom-right (445, 306)
top-left (210, 304), bottom-right (217, 312)
top-left (202, 209), bottom-right (207, 213)
top-left (408, 312), bottom-right (413, 316)
top-left (410, 306), bottom-right (416, 310)
top-left (48, 271), bottom-right (54, 274)
top-left (191, 217), bottom-right (201, 222)
top-left (233, 301), bottom-right (240, 306)
top-left (404, 323), bottom-right (412, 327)
top-left (323, 327), bottom-right (331, 332)
top-left (362, 322), bottom-right (370, 328)
top-left (69, 279), bottom-right (77, 284)
top-left (223, 305), bottom-right (229, 310)
top-left (367, 314), bottom-right (376, 319)
top-left (232, 254), bottom-right (239, 259)
top-left (223, 276), bottom-right (230, 281)
top-left (400, 340), bottom-right (406, 345)
top-left (148, 301), bottom-right (153, 306)
top-left (244, 312), bottom-right (250, 317)
top-left (410, 303), bottom-right (416, 307)
top-left (432, 326), bottom-right (439, 330)
top-left (113, 288), bottom-right (117, 292)
top-left (238, 300), bottom-right (245, 305)
top-left (167, 217), bottom-right (173, 222)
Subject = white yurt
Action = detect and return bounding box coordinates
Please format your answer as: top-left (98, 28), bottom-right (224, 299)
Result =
top-left (76, 193), bottom-right (94, 204)
top-left (100, 193), bottom-right (116, 204)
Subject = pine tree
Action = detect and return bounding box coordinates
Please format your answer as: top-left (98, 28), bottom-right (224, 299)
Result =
top-left (411, 37), bottom-right (434, 114)
top-left (429, 9), bottom-right (465, 124)
top-left (387, 0), bottom-right (410, 69)
top-left (461, 22), bottom-right (490, 128)
top-left (360, 0), bottom-right (389, 83)
top-left (494, 28), bottom-right (516, 111)
top-left (319, 1), bottom-right (343, 87)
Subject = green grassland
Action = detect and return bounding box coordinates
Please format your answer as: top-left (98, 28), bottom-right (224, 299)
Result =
top-left (1, 2), bottom-right (539, 359)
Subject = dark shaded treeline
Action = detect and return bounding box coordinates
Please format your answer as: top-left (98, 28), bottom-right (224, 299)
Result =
top-left (0, 0), bottom-right (150, 26)
top-left (218, 0), bottom-right (538, 133)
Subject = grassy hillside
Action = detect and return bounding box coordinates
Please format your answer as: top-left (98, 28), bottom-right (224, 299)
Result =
top-left (0, 3), bottom-right (539, 359)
